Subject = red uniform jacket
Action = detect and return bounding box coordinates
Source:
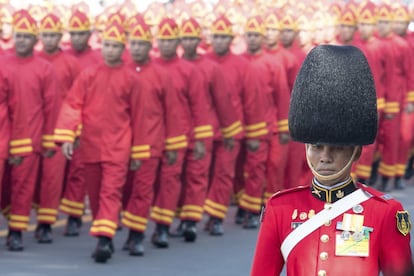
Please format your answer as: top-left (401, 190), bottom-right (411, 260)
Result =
top-left (54, 62), bottom-right (148, 163)
top-left (37, 49), bottom-right (80, 149)
top-left (127, 59), bottom-right (181, 158)
top-left (285, 40), bottom-right (307, 67)
top-left (185, 55), bottom-right (241, 140)
top-left (4, 54), bottom-right (59, 157)
top-left (242, 51), bottom-right (291, 135)
top-left (206, 51), bottom-right (267, 140)
top-left (65, 46), bottom-right (101, 69)
top-left (265, 44), bottom-right (300, 92)
top-left (251, 181), bottom-right (413, 276)
top-left (155, 56), bottom-right (213, 150)
top-left (0, 67), bottom-right (10, 160)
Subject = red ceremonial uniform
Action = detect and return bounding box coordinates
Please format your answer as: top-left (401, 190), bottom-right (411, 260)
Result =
top-left (122, 58), bottom-right (178, 232)
top-left (2, 53), bottom-right (59, 231)
top-left (35, 48), bottom-right (79, 224)
top-left (0, 67), bottom-right (11, 204)
top-left (55, 59), bottom-right (148, 238)
top-left (241, 48), bottom-right (290, 213)
top-left (251, 181), bottom-right (413, 276)
top-left (204, 50), bottom-right (267, 220)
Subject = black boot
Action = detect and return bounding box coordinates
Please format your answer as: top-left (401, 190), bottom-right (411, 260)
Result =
top-left (36, 224), bottom-right (53, 244)
top-left (7, 230), bottom-right (23, 251)
top-left (92, 236), bottom-right (113, 263)
top-left (64, 216), bottom-right (82, 237)
top-left (235, 208), bottom-right (246, 225)
top-left (243, 212), bottom-right (260, 229)
top-left (368, 160), bottom-right (380, 186)
top-left (394, 177), bottom-right (406, 190)
top-left (182, 220), bottom-right (197, 242)
top-left (151, 224), bottom-right (169, 248)
top-left (404, 156), bottom-right (414, 180)
top-left (129, 231), bottom-right (144, 256)
top-left (379, 177), bottom-right (391, 192)
top-left (207, 217), bottom-right (223, 236)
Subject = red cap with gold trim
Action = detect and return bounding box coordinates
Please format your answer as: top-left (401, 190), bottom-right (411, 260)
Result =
top-left (157, 18), bottom-right (179, 39)
top-left (280, 12), bottom-right (297, 30)
top-left (68, 10), bottom-right (90, 32)
top-left (129, 14), bottom-right (152, 42)
top-left (376, 4), bottom-right (392, 21)
top-left (180, 17), bottom-right (202, 38)
top-left (265, 10), bottom-right (281, 30)
top-left (211, 14), bottom-right (233, 36)
top-left (358, 2), bottom-right (377, 24)
top-left (245, 15), bottom-right (265, 35)
top-left (339, 7), bottom-right (357, 26)
top-left (12, 9), bottom-right (37, 35)
top-left (40, 13), bottom-right (63, 33)
top-left (297, 13), bottom-right (313, 31)
top-left (392, 3), bottom-right (410, 22)
top-left (108, 11), bottom-right (127, 30)
top-left (102, 21), bottom-right (126, 44)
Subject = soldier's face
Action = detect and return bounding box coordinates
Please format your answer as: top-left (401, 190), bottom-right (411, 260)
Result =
top-left (377, 20), bottom-right (391, 38)
top-left (358, 23), bottom-right (375, 40)
top-left (70, 31), bottom-right (91, 52)
top-left (101, 40), bottom-right (124, 65)
top-left (40, 32), bottom-right (62, 54)
top-left (280, 29), bottom-right (296, 48)
top-left (392, 21), bottom-right (409, 37)
top-left (245, 32), bottom-right (263, 53)
top-left (129, 39), bottom-right (152, 63)
top-left (265, 28), bottom-right (279, 47)
top-left (339, 25), bottom-right (357, 43)
top-left (306, 144), bottom-right (360, 186)
top-left (181, 37), bottom-right (200, 56)
top-left (158, 38), bottom-right (179, 59)
top-left (211, 34), bottom-right (233, 55)
top-left (14, 32), bottom-right (37, 57)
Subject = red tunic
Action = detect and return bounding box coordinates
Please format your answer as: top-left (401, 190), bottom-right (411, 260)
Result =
top-left (186, 55), bottom-right (241, 140)
top-left (265, 44), bottom-right (300, 93)
top-left (3, 54), bottom-right (59, 156)
top-left (0, 67), bottom-right (10, 160)
top-left (206, 51), bottom-right (267, 139)
top-left (54, 62), bottom-right (148, 163)
top-left (251, 182), bottom-right (413, 276)
top-left (127, 59), bottom-right (181, 158)
top-left (65, 46), bottom-right (101, 69)
top-left (242, 51), bottom-right (291, 135)
top-left (155, 56), bottom-right (213, 149)
top-left (37, 49), bottom-right (80, 149)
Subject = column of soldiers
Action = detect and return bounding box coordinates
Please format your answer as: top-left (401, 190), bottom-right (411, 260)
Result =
top-left (0, 0), bottom-right (414, 263)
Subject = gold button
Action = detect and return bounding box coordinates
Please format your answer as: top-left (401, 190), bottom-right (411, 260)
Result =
top-left (318, 270), bottom-right (327, 276)
top-left (324, 203), bottom-right (332, 210)
top-left (320, 234), bottom-right (329, 243)
top-left (324, 220), bottom-right (331, 226)
top-left (320, 252), bottom-right (328, 260)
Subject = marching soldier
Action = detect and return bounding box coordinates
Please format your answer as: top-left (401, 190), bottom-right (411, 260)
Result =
top-left (251, 45), bottom-right (413, 276)
top-left (56, 21), bottom-right (149, 263)
top-left (3, 9), bottom-right (59, 251)
top-left (34, 12), bottom-right (80, 244)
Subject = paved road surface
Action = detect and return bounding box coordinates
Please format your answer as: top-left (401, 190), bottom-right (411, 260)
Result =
top-left (0, 184), bottom-right (413, 276)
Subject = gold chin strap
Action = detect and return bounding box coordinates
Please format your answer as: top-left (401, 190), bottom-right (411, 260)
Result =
top-left (305, 145), bottom-right (360, 182)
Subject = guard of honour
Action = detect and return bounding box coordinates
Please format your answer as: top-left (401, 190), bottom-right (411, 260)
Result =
top-left (0, 0), bottom-right (413, 267)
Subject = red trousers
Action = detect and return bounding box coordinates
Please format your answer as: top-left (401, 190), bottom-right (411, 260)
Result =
top-left (396, 111), bottom-right (414, 177)
top-left (37, 151), bottom-right (66, 224)
top-left (84, 161), bottom-right (128, 238)
top-left (204, 140), bottom-right (241, 220)
top-left (150, 150), bottom-right (185, 226)
top-left (180, 141), bottom-right (213, 222)
top-left (239, 141), bottom-right (269, 214)
top-left (265, 135), bottom-right (289, 200)
top-left (353, 142), bottom-right (378, 180)
top-left (8, 154), bottom-right (40, 231)
top-left (285, 141), bottom-right (306, 188)
top-left (60, 149), bottom-right (86, 218)
top-left (122, 158), bottom-right (160, 233)
top-left (378, 115), bottom-right (401, 178)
